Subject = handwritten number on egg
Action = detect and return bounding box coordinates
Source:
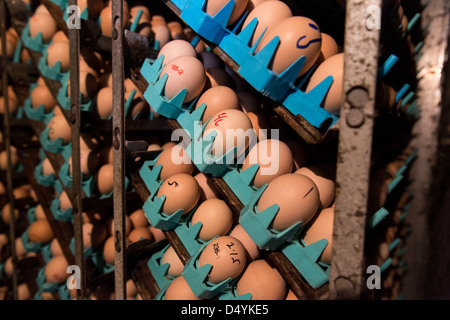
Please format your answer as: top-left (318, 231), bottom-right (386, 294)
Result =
top-left (170, 64), bottom-right (184, 76)
top-left (214, 113), bottom-right (227, 126)
top-left (213, 243), bottom-right (220, 255)
top-left (303, 186), bottom-right (314, 198)
top-left (296, 23), bottom-right (321, 49)
top-left (167, 180), bottom-right (179, 187)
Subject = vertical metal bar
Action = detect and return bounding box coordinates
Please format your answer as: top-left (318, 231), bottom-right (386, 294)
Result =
top-left (1, 0), bottom-right (18, 300)
top-left (402, 0), bottom-right (450, 299)
top-left (111, 0), bottom-right (127, 300)
top-left (329, 0), bottom-right (382, 300)
top-left (68, 0), bottom-right (86, 300)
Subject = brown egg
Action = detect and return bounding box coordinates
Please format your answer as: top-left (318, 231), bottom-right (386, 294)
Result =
top-left (45, 255), bottom-right (70, 283)
top-left (161, 245), bottom-right (184, 278)
top-left (126, 279), bottom-right (138, 298)
top-left (295, 164), bottom-right (336, 209)
top-left (103, 236), bottom-right (115, 265)
top-left (242, 0), bottom-right (293, 47)
top-left (100, 5), bottom-right (130, 37)
top-left (198, 236), bottom-right (247, 284)
top-left (194, 173), bottom-right (220, 201)
top-left (35, 204), bottom-right (47, 220)
top-left (257, 16), bottom-right (322, 78)
top-left (129, 209), bottom-right (149, 228)
top-left (3, 257), bottom-right (14, 276)
top-left (152, 24), bottom-right (171, 49)
top-left (154, 144), bottom-right (195, 181)
top-left (47, 41), bottom-right (70, 72)
top-left (108, 215), bottom-right (132, 237)
top-left (161, 141), bottom-right (176, 150)
top-left (28, 220), bottom-right (55, 244)
top-left (159, 55), bottom-right (206, 103)
top-left (257, 173), bottom-right (320, 231)
top-left (28, 13), bottom-right (58, 43)
top-left (236, 259), bottom-right (287, 300)
top-left (149, 225), bottom-right (166, 242)
top-left (0, 146), bottom-right (19, 170)
top-left (15, 237), bottom-right (26, 257)
top-left (190, 198), bottom-right (233, 241)
top-left (302, 207), bottom-right (334, 264)
top-left (229, 224), bottom-right (261, 261)
top-left (50, 238), bottom-right (64, 257)
top-left (0, 96), bottom-right (18, 115)
top-left (130, 5), bottom-right (151, 21)
top-left (59, 191), bottom-right (72, 211)
top-left (47, 114), bottom-right (71, 144)
top-left (68, 148), bottom-right (100, 177)
top-left (203, 109), bottom-right (254, 160)
top-left (242, 139), bottom-right (293, 188)
top-left (0, 233), bottom-right (8, 250)
top-left (320, 33), bottom-right (339, 59)
top-left (164, 275), bottom-right (202, 300)
top-left (285, 289), bottom-right (299, 300)
top-left (1, 202), bottom-right (19, 225)
top-left (52, 30), bottom-right (69, 43)
top-left (41, 157), bottom-right (55, 177)
top-left (21, 47), bottom-right (31, 63)
top-left (195, 86), bottom-right (241, 123)
top-left (17, 283), bottom-right (31, 300)
top-left (206, 0), bottom-right (249, 26)
top-left (147, 143), bottom-right (162, 151)
top-left (13, 187), bottom-right (29, 200)
top-left (306, 53), bottom-right (344, 115)
top-left (31, 86), bottom-right (57, 112)
top-left (97, 164), bottom-right (114, 195)
top-left (68, 71), bottom-right (98, 102)
top-left (128, 227), bottom-right (153, 243)
top-left (167, 21), bottom-right (185, 40)
top-left (156, 173), bottom-right (201, 215)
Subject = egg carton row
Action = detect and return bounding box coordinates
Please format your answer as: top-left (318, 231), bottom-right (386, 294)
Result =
top-left (163, 0), bottom-right (410, 134)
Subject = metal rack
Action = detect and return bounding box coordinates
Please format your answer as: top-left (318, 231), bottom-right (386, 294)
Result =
top-left (0, 0), bottom-right (449, 301)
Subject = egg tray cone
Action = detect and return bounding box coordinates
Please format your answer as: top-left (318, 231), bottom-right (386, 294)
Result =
top-left (21, 228), bottom-right (45, 253)
top-left (59, 159), bottom-right (96, 198)
top-left (37, 47), bottom-right (68, 82)
top-left (33, 148), bottom-right (57, 187)
top-left (147, 243), bottom-right (175, 291)
top-left (49, 181), bottom-right (73, 222)
top-left (39, 126), bottom-right (72, 159)
top-left (20, 22), bottom-right (48, 54)
top-left (22, 83), bottom-right (55, 123)
top-left (57, 73), bottom-right (95, 112)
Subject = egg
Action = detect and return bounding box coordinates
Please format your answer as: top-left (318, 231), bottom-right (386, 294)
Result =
top-left (156, 173), bottom-right (201, 216)
top-left (305, 53), bottom-right (344, 115)
top-left (31, 84), bottom-right (56, 112)
top-left (195, 86), bottom-right (241, 123)
top-left (164, 275), bottom-right (202, 300)
top-left (246, 112), bottom-right (271, 141)
top-left (152, 24), bottom-right (171, 49)
top-left (17, 283), bottom-right (31, 300)
top-left (95, 87), bottom-right (113, 119)
top-left (45, 255), bottom-right (70, 283)
top-left (197, 236), bottom-right (247, 283)
top-left (34, 204), bottom-right (47, 220)
top-left (28, 13), bottom-right (58, 43)
top-left (161, 245), bottom-right (184, 278)
top-left (242, 0), bottom-right (293, 47)
top-left (68, 148), bottom-right (100, 177)
top-left (302, 207), bottom-right (334, 264)
top-left (12, 187), bottom-right (29, 200)
top-left (50, 238), bottom-right (64, 257)
top-left (59, 191), bottom-right (72, 211)
top-left (51, 30), bottom-right (69, 43)
top-left (285, 289), bottom-right (299, 300)
top-left (295, 164), bottom-right (336, 208)
top-left (190, 198), bottom-right (233, 241)
top-left (28, 219), bottom-right (55, 244)
top-left (67, 71), bottom-right (98, 102)
top-left (3, 257), bottom-right (14, 276)
top-left (15, 237), bottom-right (26, 257)
top-left (257, 16), bottom-right (322, 78)
top-left (0, 233), bottom-right (8, 250)
top-left (41, 157), bottom-right (55, 177)
top-left (0, 96), bottom-right (18, 115)
top-left (103, 236), bottom-right (115, 265)
top-left (1, 202), bottom-right (19, 225)
top-left (203, 109), bottom-right (254, 160)
top-left (159, 55), bottom-right (206, 103)
top-left (242, 139), bottom-right (294, 188)
top-left (157, 40), bottom-right (197, 69)
top-left (257, 173), bottom-right (320, 231)
top-left (320, 33), bottom-right (339, 60)
top-left (128, 227), bottom-right (153, 243)
top-left (229, 223), bottom-right (260, 260)
top-left (126, 279), bottom-right (138, 298)
top-left (236, 259), bottom-right (287, 300)
top-left (97, 164), bottom-right (114, 195)
top-left (130, 5), bottom-right (151, 21)
top-left (206, 0), bottom-right (249, 26)
top-left (129, 209), bottom-right (149, 228)
top-left (0, 146), bottom-right (19, 170)
top-left (46, 41), bottom-right (70, 72)
top-left (100, 5), bottom-right (130, 37)
top-left (149, 225), bottom-right (166, 242)
top-left (47, 114), bottom-right (71, 144)
top-left (154, 144), bottom-right (195, 180)
top-left (151, 15), bottom-right (166, 26)
top-left (194, 173), bottom-right (220, 201)
top-left (167, 21), bottom-right (186, 40)
top-left (237, 91), bottom-right (262, 113)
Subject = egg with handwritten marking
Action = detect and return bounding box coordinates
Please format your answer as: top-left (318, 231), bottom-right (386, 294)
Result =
top-left (257, 173), bottom-right (320, 231)
top-left (257, 16), bottom-right (322, 78)
top-left (195, 86), bottom-right (241, 123)
top-left (156, 173), bottom-right (200, 216)
top-left (197, 236), bottom-right (247, 284)
top-left (159, 55), bottom-right (206, 103)
top-left (154, 144), bottom-right (195, 180)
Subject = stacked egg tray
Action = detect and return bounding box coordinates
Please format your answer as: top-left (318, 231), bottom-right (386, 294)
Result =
top-left (121, 0), bottom-right (425, 300)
